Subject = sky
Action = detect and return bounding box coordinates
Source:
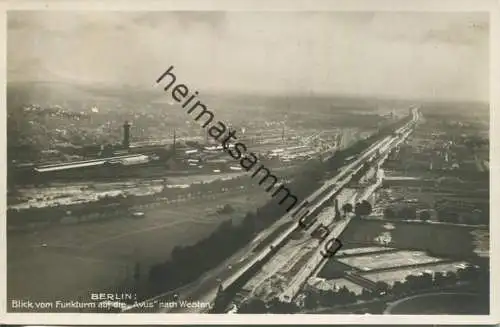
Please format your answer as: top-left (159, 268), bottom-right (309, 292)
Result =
top-left (7, 11), bottom-right (489, 101)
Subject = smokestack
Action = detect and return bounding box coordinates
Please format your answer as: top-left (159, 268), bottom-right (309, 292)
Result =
top-left (123, 121), bottom-right (131, 149)
top-left (173, 129), bottom-right (177, 151)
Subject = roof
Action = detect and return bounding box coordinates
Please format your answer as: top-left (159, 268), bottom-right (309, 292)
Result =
top-left (35, 160), bottom-right (106, 172)
top-left (34, 154), bottom-right (149, 173)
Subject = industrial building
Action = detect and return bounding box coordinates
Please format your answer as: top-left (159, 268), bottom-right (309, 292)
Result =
top-left (11, 121), bottom-right (178, 184)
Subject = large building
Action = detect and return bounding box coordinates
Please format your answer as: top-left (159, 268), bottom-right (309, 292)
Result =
top-left (10, 121), bottom-right (179, 184)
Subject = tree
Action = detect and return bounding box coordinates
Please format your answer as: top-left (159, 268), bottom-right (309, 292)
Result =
top-left (342, 203), bottom-right (353, 217)
top-left (420, 272), bottom-right (433, 288)
top-left (374, 281), bottom-right (390, 295)
top-left (392, 281), bottom-right (405, 295)
top-left (303, 290), bottom-right (319, 310)
top-left (420, 210), bottom-right (431, 221)
top-left (444, 271), bottom-right (458, 285)
top-left (403, 275), bottom-right (419, 291)
top-left (437, 209), bottom-right (459, 223)
top-left (433, 271), bottom-right (446, 288)
top-left (336, 286), bottom-right (356, 304)
top-left (383, 207), bottom-right (396, 219)
top-left (212, 284), bottom-right (227, 313)
top-left (268, 298), bottom-right (299, 313)
top-left (239, 299), bottom-right (267, 313)
top-left (400, 206), bottom-right (417, 220)
top-left (457, 265), bottom-right (479, 281)
top-left (359, 288), bottom-right (372, 300)
top-left (355, 200), bottom-right (373, 216)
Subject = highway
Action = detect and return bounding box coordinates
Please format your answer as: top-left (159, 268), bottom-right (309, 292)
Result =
top-left (243, 188), bottom-right (357, 303)
top-left (242, 115), bottom-right (416, 305)
top-left (123, 108), bottom-right (419, 313)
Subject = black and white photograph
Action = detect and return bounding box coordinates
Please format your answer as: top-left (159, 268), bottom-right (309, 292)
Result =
top-left (2, 1), bottom-right (496, 323)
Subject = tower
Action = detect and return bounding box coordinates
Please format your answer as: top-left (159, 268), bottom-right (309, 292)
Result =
top-left (123, 121), bottom-right (131, 149)
top-left (173, 129), bottom-right (177, 152)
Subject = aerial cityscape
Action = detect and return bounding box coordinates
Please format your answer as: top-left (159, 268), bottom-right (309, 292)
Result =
top-left (6, 10), bottom-right (490, 315)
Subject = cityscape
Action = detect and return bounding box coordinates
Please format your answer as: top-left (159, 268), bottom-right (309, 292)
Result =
top-left (5, 10), bottom-right (490, 317)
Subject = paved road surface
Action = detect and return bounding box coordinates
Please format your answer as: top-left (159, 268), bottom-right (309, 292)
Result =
top-left (143, 111), bottom-right (419, 313)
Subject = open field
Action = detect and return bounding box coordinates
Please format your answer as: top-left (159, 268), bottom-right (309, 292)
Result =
top-left (7, 188), bottom-right (270, 306)
top-left (337, 250), bottom-right (442, 272)
top-left (8, 171), bottom-right (251, 209)
top-left (362, 260), bottom-right (470, 286)
top-left (341, 218), bottom-right (486, 257)
top-left (385, 292), bottom-right (488, 314)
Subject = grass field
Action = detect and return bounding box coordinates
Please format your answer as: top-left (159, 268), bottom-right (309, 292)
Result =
top-left (337, 250), bottom-right (442, 272)
top-left (361, 260), bottom-right (469, 285)
top-left (7, 188), bottom-right (270, 307)
top-left (385, 292), bottom-right (488, 314)
top-left (341, 218), bottom-right (485, 257)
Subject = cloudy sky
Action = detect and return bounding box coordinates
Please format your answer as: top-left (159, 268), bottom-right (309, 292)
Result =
top-left (8, 11), bottom-right (489, 101)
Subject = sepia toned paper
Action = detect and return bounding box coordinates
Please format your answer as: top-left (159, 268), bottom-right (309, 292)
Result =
top-left (1, 0), bottom-right (499, 325)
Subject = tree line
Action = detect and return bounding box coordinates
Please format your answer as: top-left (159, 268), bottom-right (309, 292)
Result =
top-left (238, 261), bottom-right (488, 313)
top-left (144, 115), bottom-right (413, 299)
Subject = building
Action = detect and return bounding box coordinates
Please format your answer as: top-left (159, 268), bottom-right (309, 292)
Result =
top-left (123, 121), bottom-right (131, 149)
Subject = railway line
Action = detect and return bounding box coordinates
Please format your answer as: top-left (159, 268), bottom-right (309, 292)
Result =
top-left (237, 116), bottom-right (416, 306)
top-left (123, 108), bottom-right (419, 313)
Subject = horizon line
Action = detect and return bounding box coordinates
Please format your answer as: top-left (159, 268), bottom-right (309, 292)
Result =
top-left (7, 79), bottom-right (490, 105)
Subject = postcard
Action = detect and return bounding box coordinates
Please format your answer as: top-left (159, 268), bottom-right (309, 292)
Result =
top-left (1, 0), bottom-right (498, 325)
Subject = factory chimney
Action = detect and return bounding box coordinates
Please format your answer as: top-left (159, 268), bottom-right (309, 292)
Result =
top-left (173, 129), bottom-right (177, 151)
top-left (123, 121), bottom-right (131, 149)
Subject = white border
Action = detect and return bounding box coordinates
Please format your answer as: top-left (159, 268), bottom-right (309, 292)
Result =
top-left (1, 0), bottom-right (499, 325)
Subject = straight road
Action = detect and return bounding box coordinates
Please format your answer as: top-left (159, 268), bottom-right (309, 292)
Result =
top-left (128, 111), bottom-right (418, 313)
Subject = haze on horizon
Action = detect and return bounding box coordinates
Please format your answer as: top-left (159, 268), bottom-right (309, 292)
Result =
top-left (7, 11), bottom-right (489, 102)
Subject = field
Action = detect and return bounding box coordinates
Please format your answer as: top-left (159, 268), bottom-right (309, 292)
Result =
top-left (9, 171), bottom-right (249, 210)
top-left (385, 293), bottom-right (488, 314)
top-left (337, 250), bottom-right (442, 272)
top-left (341, 218), bottom-right (485, 257)
top-left (310, 218), bottom-right (488, 298)
top-left (7, 187), bottom-right (270, 306)
top-left (362, 261), bottom-right (469, 285)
